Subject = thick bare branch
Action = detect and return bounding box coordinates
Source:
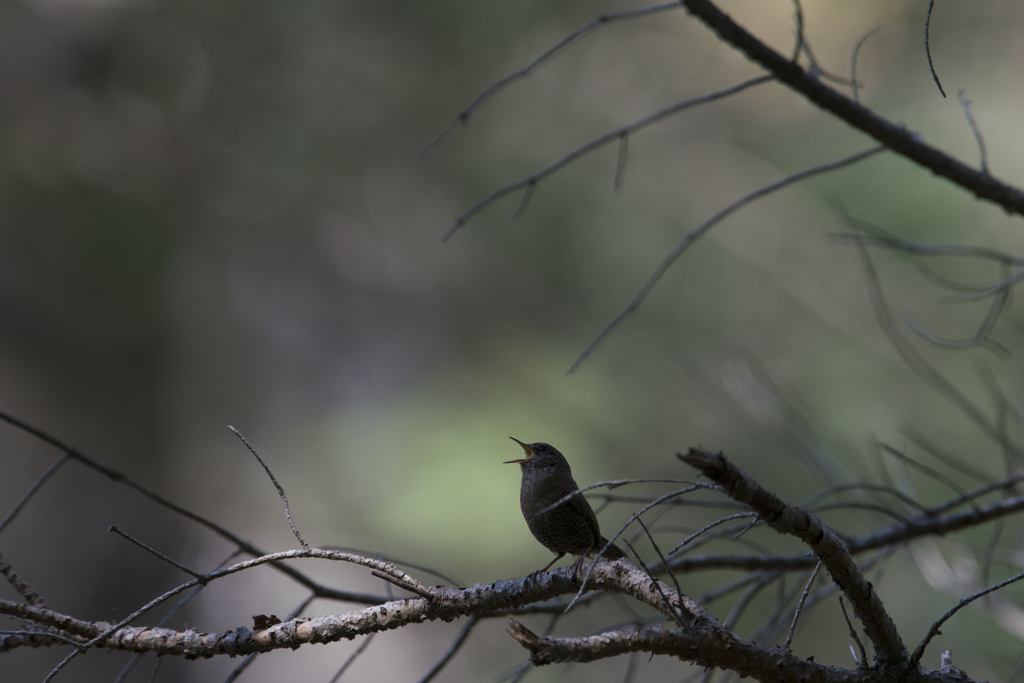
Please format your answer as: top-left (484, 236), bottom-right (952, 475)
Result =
top-left (0, 560), bottom-right (699, 657)
top-left (679, 0), bottom-right (1024, 215)
top-left (677, 448), bottom-right (908, 666)
top-left (505, 617), bottom-right (981, 683)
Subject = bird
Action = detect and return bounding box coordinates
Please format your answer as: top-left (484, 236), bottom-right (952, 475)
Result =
top-left (505, 437), bottom-right (626, 573)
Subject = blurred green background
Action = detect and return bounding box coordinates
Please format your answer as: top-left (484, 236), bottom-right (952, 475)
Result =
top-left (2, 0), bottom-right (1024, 681)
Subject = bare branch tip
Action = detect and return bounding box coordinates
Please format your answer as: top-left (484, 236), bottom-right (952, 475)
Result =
top-left (924, 0), bottom-right (946, 98)
top-left (439, 218), bottom-right (464, 242)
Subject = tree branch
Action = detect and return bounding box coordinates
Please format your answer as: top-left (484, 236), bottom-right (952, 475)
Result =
top-left (679, 0), bottom-right (1024, 216)
top-left (663, 487), bottom-right (1024, 573)
top-left (0, 560), bottom-right (698, 657)
top-left (677, 448), bottom-right (908, 667)
top-left (0, 410), bottom-right (386, 606)
top-left (440, 75), bottom-right (772, 241)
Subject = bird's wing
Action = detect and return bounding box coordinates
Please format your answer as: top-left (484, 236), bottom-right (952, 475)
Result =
top-left (567, 485), bottom-right (604, 547)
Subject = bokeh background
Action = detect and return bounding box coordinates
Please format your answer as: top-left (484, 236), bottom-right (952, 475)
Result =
top-left (2, 0), bottom-right (1024, 680)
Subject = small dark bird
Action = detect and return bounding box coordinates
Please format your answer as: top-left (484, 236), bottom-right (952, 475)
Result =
top-left (506, 437), bottom-right (626, 573)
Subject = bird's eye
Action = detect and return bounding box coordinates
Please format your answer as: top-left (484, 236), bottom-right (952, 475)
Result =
top-left (535, 445), bottom-right (546, 452)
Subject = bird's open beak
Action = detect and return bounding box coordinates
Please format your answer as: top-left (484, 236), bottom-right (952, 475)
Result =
top-left (504, 437), bottom-right (533, 464)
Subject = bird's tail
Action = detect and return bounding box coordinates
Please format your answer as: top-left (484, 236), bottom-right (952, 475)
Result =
top-left (598, 538), bottom-right (627, 561)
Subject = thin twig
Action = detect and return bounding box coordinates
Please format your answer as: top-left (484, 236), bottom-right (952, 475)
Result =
top-left (502, 660), bottom-right (533, 683)
top-left (697, 570), bottom-right (778, 605)
top-left (904, 290), bottom-right (1010, 354)
top-left (109, 526), bottom-right (204, 580)
top-left (147, 656), bottom-right (161, 683)
top-left (440, 75), bottom-right (773, 240)
top-left (0, 453), bottom-right (71, 536)
top-left (627, 503), bottom-right (674, 546)
top-left (587, 493), bottom-right (739, 509)
top-left (614, 133), bottom-right (629, 191)
top-left (668, 513), bottom-right (757, 556)
top-left (875, 443), bottom-right (974, 509)
top-left (623, 651), bottom-right (639, 683)
top-left (911, 567), bottom-right (1024, 665)
top-left (849, 25), bottom-right (880, 104)
top-left (924, 0), bottom-right (945, 97)
top-left (846, 229), bottom-right (1017, 458)
top-left (662, 519), bottom-right (777, 561)
top-left (789, 0), bottom-right (804, 62)
top-left (835, 219), bottom-right (1015, 353)
top-left (732, 516), bottom-right (761, 541)
top-left (754, 571), bottom-right (817, 646)
top-left (783, 562), bottom-right (821, 649)
top-left (0, 410), bottom-right (384, 606)
top-left (229, 426), bottom-right (309, 551)
top-left (537, 479), bottom-right (707, 517)
top-left (370, 569), bottom-right (433, 599)
top-left (329, 633), bottom-right (376, 682)
top-left (416, 616), bottom-right (479, 683)
top-left (799, 41), bottom-right (855, 87)
top-left (511, 180), bottom-right (537, 222)
top-left (568, 144), bottom-right (885, 373)
top-left (838, 596), bottom-right (868, 667)
top-left (945, 264), bottom-right (1024, 303)
top-left (725, 575), bottom-right (774, 628)
top-left (420, 2), bottom-right (684, 154)
top-left (806, 501), bottom-right (907, 524)
top-left (836, 221), bottom-right (1024, 267)
top-left (116, 551), bottom-right (244, 683)
top-left (757, 550), bottom-right (896, 652)
top-left (620, 537), bottom-right (684, 628)
top-left (901, 425), bottom-right (993, 486)
top-left (798, 482), bottom-right (927, 514)
top-left (320, 545), bottom-right (464, 588)
top-left (788, 1), bottom-right (850, 86)
top-left (633, 516), bottom-right (685, 625)
top-left (378, 552), bottom-right (395, 599)
top-left (42, 649), bottom-right (81, 683)
top-left (666, 488), bottom-right (1024, 574)
top-left (975, 359), bottom-right (1020, 471)
top-left (957, 90), bottom-right (990, 175)
top-left (566, 487), bottom-right (702, 614)
top-left (979, 517), bottom-right (1003, 590)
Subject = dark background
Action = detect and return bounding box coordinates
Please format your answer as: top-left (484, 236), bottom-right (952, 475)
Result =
top-left (2, 1), bottom-right (1024, 680)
